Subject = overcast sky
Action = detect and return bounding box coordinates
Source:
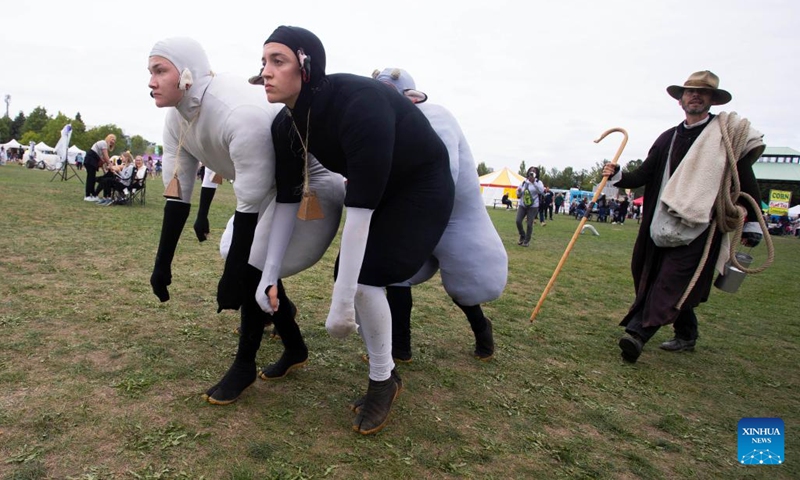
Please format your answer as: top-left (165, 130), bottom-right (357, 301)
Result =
top-left (2, 0), bottom-right (798, 173)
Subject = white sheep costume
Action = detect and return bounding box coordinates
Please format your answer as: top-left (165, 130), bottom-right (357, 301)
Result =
top-left (149, 37), bottom-right (345, 405)
top-left (374, 68), bottom-right (508, 360)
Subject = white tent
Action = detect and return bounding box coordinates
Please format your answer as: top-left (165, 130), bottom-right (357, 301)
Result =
top-left (2, 139), bottom-right (22, 150)
top-left (35, 141), bottom-right (54, 151)
top-left (788, 204), bottom-right (800, 218)
top-left (67, 145), bottom-right (85, 164)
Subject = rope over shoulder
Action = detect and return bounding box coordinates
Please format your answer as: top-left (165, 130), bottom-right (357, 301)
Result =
top-left (675, 112), bottom-right (774, 310)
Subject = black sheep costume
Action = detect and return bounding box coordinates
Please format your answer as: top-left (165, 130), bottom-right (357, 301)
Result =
top-left (254, 26), bottom-right (455, 434)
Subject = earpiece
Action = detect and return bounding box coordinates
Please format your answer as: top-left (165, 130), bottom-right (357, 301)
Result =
top-left (178, 68), bottom-right (193, 90)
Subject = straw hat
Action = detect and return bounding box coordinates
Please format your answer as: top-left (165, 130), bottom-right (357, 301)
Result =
top-left (666, 70), bottom-right (731, 106)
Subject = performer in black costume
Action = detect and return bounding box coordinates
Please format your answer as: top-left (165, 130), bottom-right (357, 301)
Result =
top-left (252, 26), bottom-right (455, 434)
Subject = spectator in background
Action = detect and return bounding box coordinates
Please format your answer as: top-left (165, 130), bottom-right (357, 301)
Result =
top-left (75, 152), bottom-right (84, 170)
top-left (95, 151), bottom-right (134, 205)
top-left (127, 155), bottom-right (148, 197)
top-left (554, 192), bottom-right (564, 215)
top-left (0, 146), bottom-right (6, 165)
top-left (596, 194), bottom-right (608, 222)
top-left (516, 167), bottom-right (545, 246)
top-left (576, 197), bottom-right (588, 218)
top-left (501, 193), bottom-right (513, 209)
top-left (84, 134), bottom-right (116, 202)
top-left (543, 188), bottom-right (554, 221)
top-left (614, 196), bottom-right (630, 224)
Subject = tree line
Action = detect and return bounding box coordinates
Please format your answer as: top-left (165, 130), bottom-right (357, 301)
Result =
top-left (3, 104), bottom-right (648, 197)
top-left (0, 106), bottom-right (154, 157)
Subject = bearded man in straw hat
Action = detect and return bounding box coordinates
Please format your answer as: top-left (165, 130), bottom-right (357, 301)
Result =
top-left (602, 70), bottom-right (766, 364)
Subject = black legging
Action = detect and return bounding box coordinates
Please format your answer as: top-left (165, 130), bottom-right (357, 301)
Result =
top-left (84, 150), bottom-right (101, 197)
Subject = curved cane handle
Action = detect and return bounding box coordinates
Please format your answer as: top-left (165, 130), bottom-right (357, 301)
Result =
top-left (593, 127), bottom-right (629, 166)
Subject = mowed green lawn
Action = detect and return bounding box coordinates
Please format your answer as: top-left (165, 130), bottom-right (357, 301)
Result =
top-left (0, 166), bottom-right (797, 479)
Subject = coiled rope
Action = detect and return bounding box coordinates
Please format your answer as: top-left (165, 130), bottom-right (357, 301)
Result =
top-left (675, 112), bottom-right (774, 309)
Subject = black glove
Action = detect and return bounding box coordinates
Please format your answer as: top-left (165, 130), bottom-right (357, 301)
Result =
top-left (217, 210), bottom-right (259, 312)
top-left (193, 186), bottom-right (216, 242)
top-left (151, 201), bottom-right (191, 302)
top-left (741, 231), bottom-right (762, 248)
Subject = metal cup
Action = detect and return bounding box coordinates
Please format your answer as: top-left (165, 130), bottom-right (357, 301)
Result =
top-left (714, 252), bottom-right (753, 293)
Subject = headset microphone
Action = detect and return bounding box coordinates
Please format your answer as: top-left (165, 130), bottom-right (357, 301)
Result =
top-left (149, 91), bottom-right (155, 98)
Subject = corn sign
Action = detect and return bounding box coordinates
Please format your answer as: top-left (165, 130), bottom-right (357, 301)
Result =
top-left (768, 190), bottom-right (791, 216)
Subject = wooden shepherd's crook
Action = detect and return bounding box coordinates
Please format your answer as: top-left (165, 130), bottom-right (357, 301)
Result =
top-left (530, 127), bottom-right (628, 322)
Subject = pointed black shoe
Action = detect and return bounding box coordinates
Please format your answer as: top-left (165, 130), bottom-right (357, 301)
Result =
top-left (352, 370), bottom-right (403, 434)
top-left (259, 349), bottom-right (308, 380)
top-left (203, 360), bottom-right (257, 405)
top-left (618, 334), bottom-right (643, 363)
top-left (349, 369), bottom-right (403, 414)
top-left (473, 318), bottom-right (495, 360)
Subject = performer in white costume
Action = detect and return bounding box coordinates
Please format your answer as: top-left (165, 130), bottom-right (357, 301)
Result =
top-left (372, 68), bottom-right (508, 362)
top-left (147, 37), bottom-right (344, 405)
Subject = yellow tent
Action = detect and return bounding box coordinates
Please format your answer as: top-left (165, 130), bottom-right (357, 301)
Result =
top-left (478, 167), bottom-right (525, 205)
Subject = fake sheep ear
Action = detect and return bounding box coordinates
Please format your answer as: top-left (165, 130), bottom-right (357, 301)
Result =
top-left (403, 89), bottom-right (428, 104)
top-left (372, 69), bottom-right (381, 79)
top-left (390, 68), bottom-right (401, 80)
top-left (179, 68), bottom-right (193, 90)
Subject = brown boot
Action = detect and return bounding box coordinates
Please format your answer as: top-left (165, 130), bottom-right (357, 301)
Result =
top-left (352, 370), bottom-right (403, 434)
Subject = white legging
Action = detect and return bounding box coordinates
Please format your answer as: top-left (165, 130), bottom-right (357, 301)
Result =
top-left (355, 284), bottom-right (394, 381)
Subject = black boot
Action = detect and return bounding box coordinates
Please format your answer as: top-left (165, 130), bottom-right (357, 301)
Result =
top-left (348, 369), bottom-right (403, 413)
top-left (260, 287), bottom-right (308, 380)
top-left (352, 370), bottom-right (403, 435)
top-left (456, 302), bottom-right (494, 361)
top-left (259, 348), bottom-right (308, 380)
top-left (203, 359), bottom-right (257, 405)
top-left (204, 275), bottom-right (266, 405)
top-left (619, 333), bottom-right (644, 363)
top-left (473, 318), bottom-right (495, 360)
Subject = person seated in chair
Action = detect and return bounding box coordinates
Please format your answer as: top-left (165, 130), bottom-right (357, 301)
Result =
top-left (96, 152), bottom-right (135, 205)
top-left (131, 155), bottom-right (148, 191)
top-left (501, 193), bottom-right (513, 209)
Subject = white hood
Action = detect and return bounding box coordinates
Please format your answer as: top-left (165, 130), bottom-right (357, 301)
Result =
top-left (149, 37), bottom-right (214, 121)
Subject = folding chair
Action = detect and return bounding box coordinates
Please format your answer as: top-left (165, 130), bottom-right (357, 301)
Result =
top-left (127, 167), bottom-right (148, 206)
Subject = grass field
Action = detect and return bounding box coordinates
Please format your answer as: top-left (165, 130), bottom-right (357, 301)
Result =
top-left (0, 165), bottom-right (797, 479)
